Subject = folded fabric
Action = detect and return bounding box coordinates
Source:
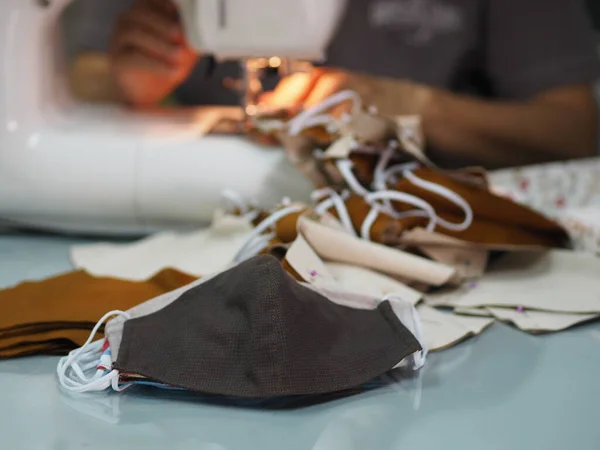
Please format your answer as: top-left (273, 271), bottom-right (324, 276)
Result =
top-left (259, 205), bottom-right (488, 280)
top-left (0, 322), bottom-right (97, 339)
top-left (1, 341), bottom-right (74, 359)
top-left (296, 216), bottom-right (457, 286)
top-left (390, 166), bottom-right (569, 248)
top-left (0, 329), bottom-right (92, 357)
top-left (426, 250), bottom-right (600, 314)
top-left (225, 205), bottom-right (459, 288)
top-left (0, 268), bottom-right (197, 358)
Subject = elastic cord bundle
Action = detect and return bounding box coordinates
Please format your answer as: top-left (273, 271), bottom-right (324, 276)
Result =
top-left (317, 142), bottom-right (474, 240)
top-left (56, 310), bottom-right (131, 393)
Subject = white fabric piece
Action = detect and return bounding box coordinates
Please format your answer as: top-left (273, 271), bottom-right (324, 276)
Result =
top-left (284, 235), bottom-right (340, 289)
top-left (416, 305), bottom-right (494, 351)
top-left (426, 250), bottom-right (600, 314)
top-left (485, 307), bottom-right (599, 333)
top-left (324, 263), bottom-right (422, 305)
top-left (69, 211), bottom-right (253, 280)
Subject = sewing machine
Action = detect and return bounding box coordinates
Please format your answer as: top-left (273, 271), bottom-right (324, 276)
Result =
top-left (0, 0), bottom-right (347, 235)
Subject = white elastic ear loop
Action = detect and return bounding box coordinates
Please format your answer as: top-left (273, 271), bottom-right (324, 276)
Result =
top-left (359, 204), bottom-right (384, 241)
top-left (365, 191), bottom-right (438, 233)
top-left (383, 165), bottom-right (473, 231)
top-left (287, 90), bottom-right (362, 136)
top-left (312, 188), bottom-right (356, 236)
top-left (398, 124), bottom-right (425, 161)
top-left (371, 143), bottom-right (407, 219)
top-left (372, 144), bottom-right (397, 192)
top-left (402, 170), bottom-right (473, 231)
top-left (374, 162), bottom-right (428, 221)
top-left (384, 295), bottom-right (428, 371)
top-left (359, 203), bottom-right (431, 241)
top-left (335, 160), bottom-right (371, 197)
top-left (250, 116), bottom-right (286, 134)
top-left (297, 114), bottom-right (341, 133)
top-left (233, 203), bottom-right (306, 263)
top-left (57, 310), bottom-right (131, 393)
top-left (220, 190), bottom-right (259, 222)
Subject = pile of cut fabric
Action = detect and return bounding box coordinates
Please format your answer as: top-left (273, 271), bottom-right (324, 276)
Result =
top-left (2, 90), bottom-right (600, 403)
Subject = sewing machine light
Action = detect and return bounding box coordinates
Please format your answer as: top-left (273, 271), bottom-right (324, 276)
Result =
top-left (269, 57), bottom-right (282, 68)
top-left (245, 105), bottom-right (258, 116)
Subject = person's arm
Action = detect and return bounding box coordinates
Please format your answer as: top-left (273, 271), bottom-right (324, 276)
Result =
top-left (64, 0), bottom-right (197, 106)
top-left (423, 0), bottom-right (600, 169)
top-left (423, 83), bottom-right (597, 169)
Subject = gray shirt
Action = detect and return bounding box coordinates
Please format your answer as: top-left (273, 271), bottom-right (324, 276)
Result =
top-left (63, 0), bottom-right (600, 105)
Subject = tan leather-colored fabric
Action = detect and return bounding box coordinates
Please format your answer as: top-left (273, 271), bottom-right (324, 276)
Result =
top-left (341, 194), bottom-right (425, 243)
top-left (275, 210), bottom-right (307, 243)
top-left (0, 268), bottom-right (197, 358)
top-left (392, 167), bottom-right (569, 247)
top-left (313, 151), bottom-right (569, 248)
top-left (253, 184), bottom-right (567, 250)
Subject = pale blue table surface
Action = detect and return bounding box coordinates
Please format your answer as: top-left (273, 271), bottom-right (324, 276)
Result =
top-left (1, 229), bottom-right (599, 450)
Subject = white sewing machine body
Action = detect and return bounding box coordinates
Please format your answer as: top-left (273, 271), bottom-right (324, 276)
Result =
top-left (0, 0), bottom-right (346, 235)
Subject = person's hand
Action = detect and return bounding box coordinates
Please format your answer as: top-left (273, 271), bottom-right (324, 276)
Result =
top-left (259, 69), bottom-right (436, 186)
top-left (110, 0), bottom-right (198, 107)
top-left (262, 69), bottom-right (434, 118)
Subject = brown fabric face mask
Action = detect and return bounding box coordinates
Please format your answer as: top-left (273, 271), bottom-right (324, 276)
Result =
top-left (115, 255), bottom-right (421, 398)
top-left (0, 268), bottom-right (197, 358)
